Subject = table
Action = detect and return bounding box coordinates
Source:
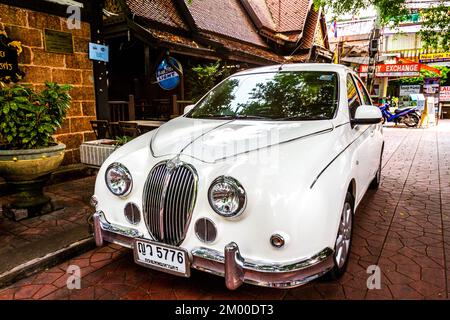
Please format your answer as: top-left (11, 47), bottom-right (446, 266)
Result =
top-left (120, 120), bottom-right (166, 128)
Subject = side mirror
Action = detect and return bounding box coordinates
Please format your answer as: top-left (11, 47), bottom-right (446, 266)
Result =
top-left (351, 105), bottom-right (382, 125)
top-left (183, 104), bottom-right (195, 115)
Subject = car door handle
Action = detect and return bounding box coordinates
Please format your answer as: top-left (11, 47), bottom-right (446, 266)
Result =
top-left (370, 129), bottom-right (375, 136)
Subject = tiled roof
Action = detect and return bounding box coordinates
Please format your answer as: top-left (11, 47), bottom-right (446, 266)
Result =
top-left (201, 32), bottom-right (283, 63)
top-left (120, 0), bottom-right (330, 63)
top-left (266, 0), bottom-right (310, 32)
top-left (126, 0), bottom-right (189, 30)
top-left (243, 0), bottom-right (311, 33)
top-left (299, 6), bottom-right (318, 49)
top-left (187, 0), bottom-right (267, 47)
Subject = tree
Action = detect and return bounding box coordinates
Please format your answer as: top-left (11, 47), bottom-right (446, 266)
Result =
top-left (315, 0), bottom-right (450, 50)
top-left (419, 3), bottom-right (450, 51)
top-left (313, 0), bottom-right (409, 26)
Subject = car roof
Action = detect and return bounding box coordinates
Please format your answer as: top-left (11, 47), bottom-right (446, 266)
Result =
top-left (234, 63), bottom-right (352, 76)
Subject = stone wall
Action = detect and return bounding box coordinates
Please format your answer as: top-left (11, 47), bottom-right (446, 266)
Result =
top-left (0, 4), bottom-right (96, 165)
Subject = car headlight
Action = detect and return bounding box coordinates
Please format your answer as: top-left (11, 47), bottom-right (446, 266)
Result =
top-left (105, 162), bottom-right (133, 197)
top-left (208, 176), bottom-right (246, 218)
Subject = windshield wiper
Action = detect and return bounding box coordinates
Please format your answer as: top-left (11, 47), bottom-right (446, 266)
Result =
top-left (273, 116), bottom-right (328, 121)
top-left (233, 115), bottom-right (272, 120)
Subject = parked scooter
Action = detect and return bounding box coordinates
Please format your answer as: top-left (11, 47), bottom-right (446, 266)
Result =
top-left (379, 102), bottom-right (420, 127)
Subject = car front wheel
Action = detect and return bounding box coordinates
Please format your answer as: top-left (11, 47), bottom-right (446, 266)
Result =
top-left (328, 192), bottom-right (354, 279)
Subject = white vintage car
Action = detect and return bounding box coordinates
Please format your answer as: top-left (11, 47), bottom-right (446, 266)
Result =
top-left (91, 64), bottom-right (383, 290)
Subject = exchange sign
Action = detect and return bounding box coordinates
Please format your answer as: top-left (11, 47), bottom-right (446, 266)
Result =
top-left (359, 63), bottom-right (420, 77)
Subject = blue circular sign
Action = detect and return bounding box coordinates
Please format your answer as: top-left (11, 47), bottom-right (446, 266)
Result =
top-left (156, 57), bottom-right (182, 90)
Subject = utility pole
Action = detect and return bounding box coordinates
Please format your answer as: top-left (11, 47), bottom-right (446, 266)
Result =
top-left (367, 8), bottom-right (382, 96)
top-left (367, 28), bottom-right (380, 95)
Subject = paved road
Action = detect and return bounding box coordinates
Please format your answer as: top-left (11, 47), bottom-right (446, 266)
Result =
top-left (1, 122), bottom-right (450, 300)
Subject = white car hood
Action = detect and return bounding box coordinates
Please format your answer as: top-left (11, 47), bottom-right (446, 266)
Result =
top-left (151, 116), bottom-right (334, 163)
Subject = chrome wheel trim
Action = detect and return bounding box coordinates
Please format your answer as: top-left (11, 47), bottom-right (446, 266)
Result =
top-left (334, 202), bottom-right (352, 269)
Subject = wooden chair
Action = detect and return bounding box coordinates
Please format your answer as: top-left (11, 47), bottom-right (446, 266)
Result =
top-left (152, 98), bottom-right (170, 118)
top-left (108, 95), bottom-right (135, 122)
top-left (118, 121), bottom-right (140, 138)
top-left (137, 124), bottom-right (156, 135)
top-left (90, 120), bottom-right (111, 139)
top-left (172, 95), bottom-right (194, 116)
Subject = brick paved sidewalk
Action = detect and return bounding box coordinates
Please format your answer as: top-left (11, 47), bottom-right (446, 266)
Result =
top-left (1, 122), bottom-right (449, 300)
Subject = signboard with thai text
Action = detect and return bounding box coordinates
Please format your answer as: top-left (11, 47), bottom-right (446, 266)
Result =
top-left (44, 29), bottom-right (74, 54)
top-left (0, 32), bottom-right (24, 83)
top-left (399, 85), bottom-right (421, 96)
top-left (419, 52), bottom-right (450, 63)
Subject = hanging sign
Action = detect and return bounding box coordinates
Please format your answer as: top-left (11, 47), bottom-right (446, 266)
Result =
top-left (89, 42), bottom-right (109, 62)
top-left (359, 63), bottom-right (420, 77)
top-left (155, 57), bottom-right (182, 90)
top-left (0, 31), bottom-right (24, 83)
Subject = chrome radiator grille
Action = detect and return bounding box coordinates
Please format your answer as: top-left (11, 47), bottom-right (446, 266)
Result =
top-left (142, 161), bottom-right (197, 246)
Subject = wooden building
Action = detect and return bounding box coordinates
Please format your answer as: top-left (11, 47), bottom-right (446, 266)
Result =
top-left (98, 0), bottom-right (332, 121)
top-left (0, 0), bottom-right (332, 164)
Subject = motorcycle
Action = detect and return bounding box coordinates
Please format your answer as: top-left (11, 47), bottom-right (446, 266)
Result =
top-left (379, 102), bottom-right (420, 127)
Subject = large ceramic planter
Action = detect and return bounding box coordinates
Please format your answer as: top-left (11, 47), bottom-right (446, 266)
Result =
top-left (0, 143), bottom-right (66, 219)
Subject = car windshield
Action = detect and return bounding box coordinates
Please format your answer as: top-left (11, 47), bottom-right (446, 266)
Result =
top-left (187, 71), bottom-right (339, 120)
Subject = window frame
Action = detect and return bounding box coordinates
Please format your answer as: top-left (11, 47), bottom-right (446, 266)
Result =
top-left (353, 74), bottom-right (372, 106)
top-left (187, 70), bottom-right (341, 121)
top-left (346, 72), bottom-right (363, 126)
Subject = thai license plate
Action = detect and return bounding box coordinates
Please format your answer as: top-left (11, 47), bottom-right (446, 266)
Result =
top-left (133, 239), bottom-right (190, 277)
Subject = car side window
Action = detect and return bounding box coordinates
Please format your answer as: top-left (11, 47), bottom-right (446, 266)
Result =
top-left (353, 75), bottom-right (372, 106)
top-left (346, 74), bottom-right (361, 119)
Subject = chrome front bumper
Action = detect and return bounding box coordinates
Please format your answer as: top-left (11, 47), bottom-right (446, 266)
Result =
top-left (93, 211), bottom-right (335, 289)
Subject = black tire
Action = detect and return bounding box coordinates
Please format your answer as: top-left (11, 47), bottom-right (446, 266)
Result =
top-left (403, 113), bottom-right (419, 127)
top-left (369, 147), bottom-right (383, 190)
top-left (328, 192), bottom-right (354, 280)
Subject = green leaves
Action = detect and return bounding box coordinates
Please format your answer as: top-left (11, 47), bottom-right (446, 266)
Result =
top-left (419, 3), bottom-right (450, 51)
top-left (185, 61), bottom-right (234, 102)
top-left (314, 0), bottom-right (408, 26)
top-left (0, 82), bottom-right (72, 150)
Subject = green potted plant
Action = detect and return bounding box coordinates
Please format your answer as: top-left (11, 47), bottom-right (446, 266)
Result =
top-left (0, 82), bottom-right (72, 219)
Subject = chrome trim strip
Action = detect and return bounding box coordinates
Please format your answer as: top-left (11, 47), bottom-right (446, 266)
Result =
top-left (94, 219), bottom-right (334, 289)
top-left (95, 210), bottom-right (143, 239)
top-left (191, 246), bottom-right (334, 273)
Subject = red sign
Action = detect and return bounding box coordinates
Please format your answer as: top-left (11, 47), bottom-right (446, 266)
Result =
top-left (359, 63), bottom-right (420, 77)
top-left (440, 86), bottom-right (450, 102)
